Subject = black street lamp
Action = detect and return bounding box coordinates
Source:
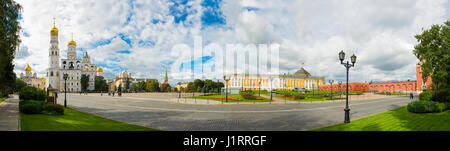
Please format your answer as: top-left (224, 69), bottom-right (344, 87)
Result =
top-left (329, 80), bottom-right (334, 100)
top-left (224, 76), bottom-right (230, 103)
top-left (217, 80), bottom-right (220, 94)
top-left (339, 50), bottom-right (357, 123)
top-left (63, 73), bottom-right (68, 108)
top-left (258, 81), bottom-right (261, 97)
top-left (269, 77), bottom-right (274, 103)
top-left (338, 81), bottom-right (342, 98)
top-left (312, 83), bottom-right (315, 96)
top-left (241, 78), bottom-right (244, 91)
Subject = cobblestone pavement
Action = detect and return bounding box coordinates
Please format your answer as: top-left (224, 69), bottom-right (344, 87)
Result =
top-left (57, 93), bottom-right (416, 131)
top-left (0, 96), bottom-right (19, 131)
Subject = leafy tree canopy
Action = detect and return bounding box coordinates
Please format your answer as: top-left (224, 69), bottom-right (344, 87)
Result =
top-left (413, 21), bottom-right (450, 91)
top-left (0, 0), bottom-right (22, 97)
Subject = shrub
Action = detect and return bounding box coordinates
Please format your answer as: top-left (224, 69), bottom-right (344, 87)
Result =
top-left (43, 103), bottom-right (64, 115)
top-left (240, 90), bottom-right (254, 95)
top-left (19, 100), bottom-right (44, 114)
top-left (435, 103), bottom-right (447, 112)
top-left (432, 88), bottom-right (450, 102)
top-left (294, 94), bottom-right (306, 100)
top-left (445, 102), bottom-right (450, 109)
top-left (241, 93), bottom-right (258, 100)
top-left (19, 86), bottom-right (47, 101)
top-left (419, 90), bottom-right (433, 101)
top-left (284, 93), bottom-right (293, 97)
top-left (407, 101), bottom-right (438, 113)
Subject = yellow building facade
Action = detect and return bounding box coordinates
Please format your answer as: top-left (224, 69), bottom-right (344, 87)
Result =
top-left (225, 67), bottom-right (325, 91)
top-left (20, 64), bottom-right (46, 90)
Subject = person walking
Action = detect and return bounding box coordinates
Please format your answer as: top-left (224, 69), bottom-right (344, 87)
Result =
top-left (410, 92), bottom-right (414, 100)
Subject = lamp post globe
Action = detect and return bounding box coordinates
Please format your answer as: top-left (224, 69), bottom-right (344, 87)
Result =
top-left (351, 54), bottom-right (357, 64)
top-left (339, 50), bottom-right (345, 62)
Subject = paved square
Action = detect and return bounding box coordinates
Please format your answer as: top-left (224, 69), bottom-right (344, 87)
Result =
top-left (57, 94), bottom-right (415, 131)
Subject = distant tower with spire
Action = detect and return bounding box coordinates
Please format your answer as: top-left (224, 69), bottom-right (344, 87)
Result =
top-left (163, 67), bottom-right (168, 85)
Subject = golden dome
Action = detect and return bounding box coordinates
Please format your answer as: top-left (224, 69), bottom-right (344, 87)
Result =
top-left (68, 40), bottom-right (76, 46)
top-left (25, 64), bottom-right (31, 72)
top-left (68, 32), bottom-right (76, 45)
top-left (50, 27), bottom-right (58, 35)
top-left (97, 67), bottom-right (103, 72)
top-left (50, 18), bottom-right (58, 35)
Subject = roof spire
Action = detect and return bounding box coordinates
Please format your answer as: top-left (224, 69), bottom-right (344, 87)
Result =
top-left (164, 67), bottom-right (168, 84)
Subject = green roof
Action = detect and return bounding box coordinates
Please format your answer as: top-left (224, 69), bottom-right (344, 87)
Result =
top-left (294, 67), bottom-right (311, 76)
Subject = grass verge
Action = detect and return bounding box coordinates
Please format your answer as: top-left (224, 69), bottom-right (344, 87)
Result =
top-left (187, 94), bottom-right (273, 102)
top-left (311, 106), bottom-right (450, 131)
top-left (21, 107), bottom-right (160, 131)
top-left (0, 97), bottom-right (6, 103)
top-left (274, 95), bottom-right (344, 102)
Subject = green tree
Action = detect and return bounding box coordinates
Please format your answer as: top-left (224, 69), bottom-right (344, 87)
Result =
top-left (118, 83), bottom-right (122, 93)
top-left (160, 83), bottom-right (170, 92)
top-left (413, 21), bottom-right (450, 102)
top-left (149, 80), bottom-right (160, 92)
top-left (135, 81), bottom-right (146, 92)
top-left (165, 85), bottom-right (172, 92)
top-left (131, 84), bottom-right (137, 92)
top-left (193, 79), bottom-right (204, 91)
top-left (94, 76), bottom-right (108, 92)
top-left (125, 78), bottom-right (130, 92)
top-left (186, 82), bottom-right (195, 92)
top-left (145, 80), bottom-right (152, 92)
top-left (15, 78), bottom-right (27, 92)
top-left (217, 81), bottom-right (224, 93)
top-left (0, 0), bottom-right (22, 97)
top-left (204, 79), bottom-right (213, 92)
top-left (80, 74), bottom-right (90, 92)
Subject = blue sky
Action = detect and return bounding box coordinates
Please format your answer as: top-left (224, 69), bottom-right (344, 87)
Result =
top-left (13, 0), bottom-right (450, 85)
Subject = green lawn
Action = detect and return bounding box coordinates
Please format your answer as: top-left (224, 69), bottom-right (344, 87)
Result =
top-left (311, 106), bottom-right (450, 131)
top-left (0, 97), bottom-right (6, 103)
top-left (188, 94), bottom-right (273, 102)
top-left (274, 95), bottom-right (344, 102)
top-left (21, 107), bottom-right (160, 131)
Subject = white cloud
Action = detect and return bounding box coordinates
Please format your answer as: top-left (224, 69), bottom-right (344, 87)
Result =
top-left (13, 0), bottom-right (449, 85)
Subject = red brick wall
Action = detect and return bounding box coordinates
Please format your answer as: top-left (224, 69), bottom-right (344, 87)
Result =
top-left (320, 62), bottom-right (432, 93)
top-left (319, 82), bottom-right (369, 92)
top-left (368, 81), bottom-right (417, 93)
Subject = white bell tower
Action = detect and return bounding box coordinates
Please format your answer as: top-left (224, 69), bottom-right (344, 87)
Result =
top-left (46, 18), bottom-right (60, 89)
